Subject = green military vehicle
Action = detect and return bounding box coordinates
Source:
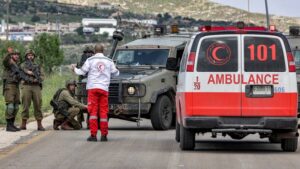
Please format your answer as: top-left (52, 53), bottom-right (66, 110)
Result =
top-left (77, 29), bottom-right (190, 130)
top-left (286, 26), bottom-right (300, 113)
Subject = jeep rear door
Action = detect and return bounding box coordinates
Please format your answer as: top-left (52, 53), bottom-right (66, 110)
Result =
top-left (241, 35), bottom-right (298, 117)
top-left (192, 35), bottom-right (242, 116)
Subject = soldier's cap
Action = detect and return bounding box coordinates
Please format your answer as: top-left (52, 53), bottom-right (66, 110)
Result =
top-left (65, 80), bottom-right (77, 87)
top-left (25, 49), bottom-right (36, 57)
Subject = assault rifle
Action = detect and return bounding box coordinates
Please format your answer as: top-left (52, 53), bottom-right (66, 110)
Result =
top-left (25, 60), bottom-right (42, 88)
top-left (10, 63), bottom-right (34, 83)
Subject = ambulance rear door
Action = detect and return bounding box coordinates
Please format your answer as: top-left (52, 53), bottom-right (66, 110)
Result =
top-left (241, 34), bottom-right (297, 117)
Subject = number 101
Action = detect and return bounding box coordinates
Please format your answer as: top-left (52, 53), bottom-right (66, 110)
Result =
top-left (248, 44), bottom-right (276, 61)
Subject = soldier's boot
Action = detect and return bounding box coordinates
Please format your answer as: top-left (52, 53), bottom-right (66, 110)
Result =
top-left (6, 119), bottom-right (18, 132)
top-left (53, 120), bottom-right (62, 130)
top-left (11, 117), bottom-right (21, 131)
top-left (20, 119), bottom-right (27, 130)
top-left (37, 120), bottom-right (45, 131)
top-left (61, 121), bottom-right (74, 130)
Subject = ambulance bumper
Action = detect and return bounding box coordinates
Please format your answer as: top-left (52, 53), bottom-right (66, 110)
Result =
top-left (184, 117), bottom-right (298, 130)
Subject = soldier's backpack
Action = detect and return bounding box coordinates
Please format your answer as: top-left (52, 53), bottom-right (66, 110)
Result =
top-left (50, 88), bottom-right (69, 113)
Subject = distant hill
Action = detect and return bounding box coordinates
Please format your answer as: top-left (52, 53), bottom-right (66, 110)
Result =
top-left (55, 0), bottom-right (300, 32)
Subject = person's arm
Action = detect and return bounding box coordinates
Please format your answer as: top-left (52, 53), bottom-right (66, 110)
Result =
top-left (110, 61), bottom-right (119, 77)
top-left (61, 91), bottom-right (87, 109)
top-left (73, 59), bottom-right (89, 75)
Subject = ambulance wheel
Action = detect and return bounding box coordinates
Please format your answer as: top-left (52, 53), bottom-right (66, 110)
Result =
top-left (180, 124), bottom-right (195, 150)
top-left (151, 95), bottom-right (173, 130)
top-left (175, 121), bottom-right (180, 142)
top-left (281, 138), bottom-right (298, 152)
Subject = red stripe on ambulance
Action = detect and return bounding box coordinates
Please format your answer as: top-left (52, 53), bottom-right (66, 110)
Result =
top-left (177, 92), bottom-right (297, 117)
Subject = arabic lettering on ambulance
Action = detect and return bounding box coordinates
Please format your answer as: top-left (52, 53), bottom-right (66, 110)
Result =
top-left (194, 76), bottom-right (201, 90)
top-left (206, 43), bottom-right (231, 66)
top-left (207, 74), bottom-right (279, 85)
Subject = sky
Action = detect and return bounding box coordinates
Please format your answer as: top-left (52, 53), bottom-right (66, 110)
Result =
top-left (211, 0), bottom-right (300, 17)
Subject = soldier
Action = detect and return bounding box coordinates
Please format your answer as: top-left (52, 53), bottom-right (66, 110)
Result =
top-left (77, 46), bottom-right (94, 127)
top-left (52, 80), bottom-right (88, 130)
top-left (2, 49), bottom-right (21, 132)
top-left (20, 49), bottom-right (45, 131)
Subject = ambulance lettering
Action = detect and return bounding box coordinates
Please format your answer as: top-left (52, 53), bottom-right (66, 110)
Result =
top-left (207, 74), bottom-right (279, 85)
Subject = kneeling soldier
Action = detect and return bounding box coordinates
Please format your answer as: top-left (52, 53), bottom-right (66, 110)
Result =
top-left (51, 80), bottom-right (87, 130)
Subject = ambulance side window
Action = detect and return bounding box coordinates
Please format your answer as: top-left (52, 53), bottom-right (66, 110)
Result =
top-left (244, 37), bottom-right (285, 72)
top-left (180, 41), bottom-right (190, 72)
top-left (197, 36), bottom-right (238, 72)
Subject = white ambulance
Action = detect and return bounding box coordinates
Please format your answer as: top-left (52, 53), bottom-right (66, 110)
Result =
top-left (176, 24), bottom-right (298, 151)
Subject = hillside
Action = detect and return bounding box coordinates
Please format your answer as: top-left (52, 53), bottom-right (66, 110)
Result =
top-left (56, 0), bottom-right (300, 32)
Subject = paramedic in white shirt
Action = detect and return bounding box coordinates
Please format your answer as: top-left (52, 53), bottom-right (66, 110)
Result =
top-left (72, 44), bottom-right (119, 142)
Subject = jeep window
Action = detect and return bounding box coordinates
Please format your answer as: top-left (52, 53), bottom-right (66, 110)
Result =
top-left (196, 36), bottom-right (238, 72)
top-left (179, 41), bottom-right (190, 72)
top-left (114, 49), bottom-right (169, 66)
top-left (244, 36), bottom-right (285, 72)
top-left (293, 50), bottom-right (300, 68)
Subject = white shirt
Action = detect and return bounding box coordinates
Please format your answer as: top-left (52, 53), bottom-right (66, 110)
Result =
top-left (74, 53), bottom-right (119, 91)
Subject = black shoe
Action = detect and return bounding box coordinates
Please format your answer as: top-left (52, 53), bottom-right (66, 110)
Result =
top-left (87, 136), bottom-right (97, 142)
top-left (100, 135), bottom-right (108, 142)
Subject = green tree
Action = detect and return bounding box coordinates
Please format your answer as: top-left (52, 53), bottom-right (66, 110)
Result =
top-left (31, 15), bottom-right (41, 22)
top-left (30, 33), bottom-right (64, 74)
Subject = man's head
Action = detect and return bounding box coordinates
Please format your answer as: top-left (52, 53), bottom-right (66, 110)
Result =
top-left (25, 49), bottom-right (36, 61)
top-left (11, 49), bottom-right (20, 62)
top-left (94, 44), bottom-right (104, 54)
top-left (65, 80), bottom-right (77, 92)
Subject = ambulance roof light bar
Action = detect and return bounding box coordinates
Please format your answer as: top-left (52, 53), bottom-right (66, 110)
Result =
top-left (199, 22), bottom-right (268, 32)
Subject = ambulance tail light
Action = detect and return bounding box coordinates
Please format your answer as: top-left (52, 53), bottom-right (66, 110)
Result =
top-left (186, 52), bottom-right (196, 72)
top-left (287, 52), bottom-right (296, 72)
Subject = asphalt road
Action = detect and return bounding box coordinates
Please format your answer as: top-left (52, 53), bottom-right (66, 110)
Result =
top-left (0, 119), bottom-right (300, 169)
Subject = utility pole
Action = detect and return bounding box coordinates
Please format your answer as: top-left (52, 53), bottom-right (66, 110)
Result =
top-left (265, 0), bottom-right (270, 29)
top-left (6, 0), bottom-right (10, 41)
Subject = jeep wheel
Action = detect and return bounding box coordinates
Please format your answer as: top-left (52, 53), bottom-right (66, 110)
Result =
top-left (151, 95), bottom-right (173, 130)
top-left (180, 124), bottom-right (195, 150)
top-left (175, 121), bottom-right (180, 142)
top-left (281, 138), bottom-right (298, 152)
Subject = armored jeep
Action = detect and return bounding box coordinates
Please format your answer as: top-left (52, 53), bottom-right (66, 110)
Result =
top-left (111, 35), bottom-right (190, 130)
top-left (77, 34), bottom-right (190, 130)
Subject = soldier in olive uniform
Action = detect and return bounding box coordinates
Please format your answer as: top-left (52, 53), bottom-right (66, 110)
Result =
top-left (20, 49), bottom-right (45, 131)
top-left (77, 46), bottom-right (94, 126)
top-left (52, 80), bottom-right (87, 130)
top-left (2, 49), bottom-right (21, 132)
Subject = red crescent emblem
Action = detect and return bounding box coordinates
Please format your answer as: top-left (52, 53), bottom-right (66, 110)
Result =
top-left (206, 43), bottom-right (231, 65)
top-left (212, 46), bottom-right (225, 61)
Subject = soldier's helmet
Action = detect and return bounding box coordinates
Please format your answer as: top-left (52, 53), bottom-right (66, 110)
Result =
top-left (25, 49), bottom-right (36, 58)
top-left (13, 49), bottom-right (21, 55)
top-left (65, 80), bottom-right (77, 88)
top-left (84, 46), bottom-right (94, 53)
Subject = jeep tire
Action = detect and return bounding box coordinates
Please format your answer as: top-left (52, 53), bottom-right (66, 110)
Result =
top-left (151, 95), bottom-right (173, 130)
top-left (180, 124), bottom-right (195, 150)
top-left (175, 121), bottom-right (180, 142)
top-left (281, 138), bottom-right (298, 152)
